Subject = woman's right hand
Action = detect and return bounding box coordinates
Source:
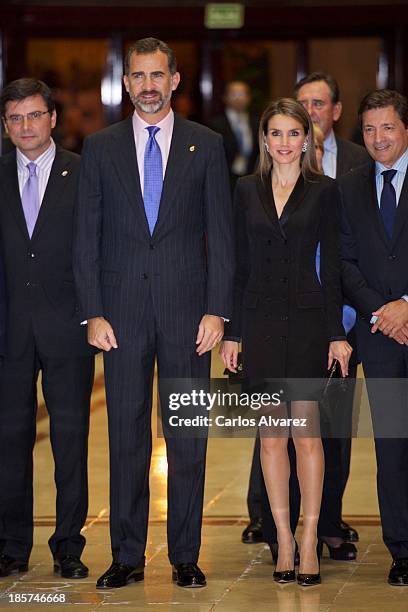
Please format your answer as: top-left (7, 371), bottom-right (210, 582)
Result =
top-left (219, 340), bottom-right (240, 373)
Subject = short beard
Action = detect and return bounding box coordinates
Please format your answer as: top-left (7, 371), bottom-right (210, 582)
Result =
top-left (131, 90), bottom-right (172, 114)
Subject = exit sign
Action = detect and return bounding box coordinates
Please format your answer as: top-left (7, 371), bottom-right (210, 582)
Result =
top-left (205, 4), bottom-right (244, 29)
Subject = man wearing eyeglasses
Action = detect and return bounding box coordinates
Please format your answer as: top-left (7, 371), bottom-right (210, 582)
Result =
top-left (0, 78), bottom-right (95, 579)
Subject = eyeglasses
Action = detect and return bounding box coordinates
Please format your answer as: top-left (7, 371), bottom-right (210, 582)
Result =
top-left (5, 110), bottom-right (51, 125)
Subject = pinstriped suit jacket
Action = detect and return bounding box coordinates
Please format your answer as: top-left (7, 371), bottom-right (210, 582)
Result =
top-left (74, 113), bottom-right (234, 347)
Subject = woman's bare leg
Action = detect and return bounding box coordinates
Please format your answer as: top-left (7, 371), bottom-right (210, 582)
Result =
top-left (260, 403), bottom-right (294, 571)
top-left (291, 400), bottom-right (324, 575)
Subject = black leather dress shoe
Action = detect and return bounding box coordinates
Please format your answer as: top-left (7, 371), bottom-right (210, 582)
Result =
top-left (0, 554), bottom-right (28, 577)
top-left (340, 521), bottom-right (359, 543)
top-left (388, 558), bottom-right (408, 586)
top-left (241, 518), bottom-right (263, 544)
top-left (172, 563), bottom-right (206, 588)
top-left (319, 539), bottom-right (357, 561)
top-left (96, 563), bottom-right (144, 589)
top-left (54, 555), bottom-right (88, 579)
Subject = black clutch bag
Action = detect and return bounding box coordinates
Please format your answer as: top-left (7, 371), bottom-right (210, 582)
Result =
top-left (321, 359), bottom-right (349, 436)
top-left (223, 351), bottom-right (246, 384)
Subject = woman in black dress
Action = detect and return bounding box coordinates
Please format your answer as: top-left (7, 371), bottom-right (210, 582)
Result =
top-left (220, 98), bottom-right (352, 585)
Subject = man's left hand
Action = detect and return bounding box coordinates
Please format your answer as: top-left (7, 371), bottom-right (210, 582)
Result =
top-left (196, 315), bottom-right (224, 356)
top-left (371, 299), bottom-right (408, 342)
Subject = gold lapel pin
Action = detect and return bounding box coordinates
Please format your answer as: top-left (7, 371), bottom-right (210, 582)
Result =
top-left (61, 170), bottom-right (68, 176)
top-left (189, 145), bottom-right (195, 152)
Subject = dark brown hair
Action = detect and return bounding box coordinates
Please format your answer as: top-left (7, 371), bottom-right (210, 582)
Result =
top-left (358, 89), bottom-right (408, 128)
top-left (125, 37), bottom-right (177, 75)
top-left (294, 71), bottom-right (340, 105)
top-left (0, 78), bottom-right (55, 117)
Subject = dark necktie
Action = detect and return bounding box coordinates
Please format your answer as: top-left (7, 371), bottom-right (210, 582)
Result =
top-left (143, 126), bottom-right (163, 235)
top-left (380, 169), bottom-right (397, 238)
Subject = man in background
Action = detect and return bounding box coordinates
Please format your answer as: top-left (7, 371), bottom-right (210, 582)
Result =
top-left (209, 81), bottom-right (259, 190)
top-left (210, 80), bottom-right (263, 545)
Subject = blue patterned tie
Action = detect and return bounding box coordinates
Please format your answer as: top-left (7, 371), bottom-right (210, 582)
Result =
top-left (21, 162), bottom-right (40, 238)
top-left (144, 126), bottom-right (163, 234)
top-left (380, 169), bottom-right (397, 239)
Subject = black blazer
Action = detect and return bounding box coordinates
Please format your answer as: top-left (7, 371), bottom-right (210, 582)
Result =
top-left (335, 136), bottom-right (370, 364)
top-left (0, 244), bottom-right (6, 356)
top-left (336, 136), bottom-right (369, 177)
top-left (73, 113), bottom-right (234, 348)
top-left (225, 172), bottom-right (344, 378)
top-left (209, 112), bottom-right (259, 176)
top-left (0, 147), bottom-right (94, 359)
top-left (339, 160), bottom-right (408, 354)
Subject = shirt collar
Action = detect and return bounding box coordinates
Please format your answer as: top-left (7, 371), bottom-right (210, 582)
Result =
top-left (132, 108), bottom-right (174, 136)
top-left (323, 129), bottom-right (337, 154)
top-left (16, 138), bottom-right (56, 173)
top-left (375, 147), bottom-right (408, 177)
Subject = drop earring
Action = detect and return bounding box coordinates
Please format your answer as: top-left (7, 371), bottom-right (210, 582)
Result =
top-left (264, 141), bottom-right (270, 153)
top-left (302, 140), bottom-right (308, 153)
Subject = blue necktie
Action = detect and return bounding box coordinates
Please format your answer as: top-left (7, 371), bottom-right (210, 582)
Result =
top-left (144, 126), bottom-right (163, 235)
top-left (380, 169), bottom-right (397, 239)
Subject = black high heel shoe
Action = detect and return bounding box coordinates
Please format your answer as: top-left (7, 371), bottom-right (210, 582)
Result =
top-left (270, 540), bottom-right (300, 567)
top-left (319, 537), bottom-right (357, 561)
top-left (297, 542), bottom-right (321, 587)
top-left (273, 539), bottom-right (297, 583)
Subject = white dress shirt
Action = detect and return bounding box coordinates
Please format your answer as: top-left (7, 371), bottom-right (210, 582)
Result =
top-left (225, 108), bottom-right (253, 156)
top-left (132, 109), bottom-right (174, 194)
top-left (322, 129), bottom-right (337, 179)
top-left (16, 138), bottom-right (56, 204)
top-left (375, 147), bottom-right (408, 207)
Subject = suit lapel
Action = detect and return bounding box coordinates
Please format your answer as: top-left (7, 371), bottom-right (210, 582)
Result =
top-left (255, 172), bottom-right (311, 240)
top-left (390, 169), bottom-right (408, 248)
top-left (335, 136), bottom-right (346, 177)
top-left (0, 151), bottom-right (30, 242)
top-left (31, 148), bottom-right (73, 241)
top-left (364, 163), bottom-right (391, 248)
top-left (153, 114), bottom-right (196, 237)
top-left (109, 116), bottom-right (150, 238)
top-left (279, 174), bottom-right (310, 227)
top-left (256, 172), bottom-right (285, 240)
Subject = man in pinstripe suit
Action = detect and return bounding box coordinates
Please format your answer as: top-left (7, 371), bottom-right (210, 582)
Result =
top-left (74, 38), bottom-right (234, 590)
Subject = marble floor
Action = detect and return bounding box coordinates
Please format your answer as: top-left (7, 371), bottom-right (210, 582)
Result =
top-left (0, 356), bottom-right (406, 611)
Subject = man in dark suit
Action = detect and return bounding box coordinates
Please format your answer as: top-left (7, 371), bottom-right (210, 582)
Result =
top-left (74, 38), bottom-right (233, 590)
top-left (209, 81), bottom-right (259, 191)
top-left (339, 89), bottom-right (408, 586)
top-left (0, 79), bottom-right (95, 579)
